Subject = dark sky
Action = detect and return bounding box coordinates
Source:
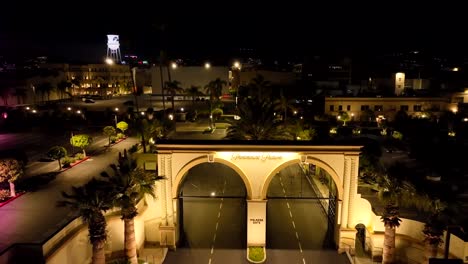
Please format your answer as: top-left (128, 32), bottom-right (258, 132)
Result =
top-left (1, 1), bottom-right (467, 63)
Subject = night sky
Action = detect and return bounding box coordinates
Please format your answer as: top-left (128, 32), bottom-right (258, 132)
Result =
top-left (1, 1), bottom-right (467, 63)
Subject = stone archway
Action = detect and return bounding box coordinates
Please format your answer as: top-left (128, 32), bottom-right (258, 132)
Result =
top-left (172, 155), bottom-right (253, 199)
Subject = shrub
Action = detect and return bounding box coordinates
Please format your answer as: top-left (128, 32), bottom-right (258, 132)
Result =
top-left (0, 189), bottom-right (10, 202)
top-left (62, 156), bottom-right (75, 168)
top-left (116, 133), bottom-right (125, 139)
top-left (128, 144), bottom-right (138, 154)
top-left (110, 136), bottom-right (117, 144)
top-left (248, 246), bottom-right (265, 262)
top-left (212, 108), bottom-right (224, 119)
top-left (74, 153), bottom-right (85, 160)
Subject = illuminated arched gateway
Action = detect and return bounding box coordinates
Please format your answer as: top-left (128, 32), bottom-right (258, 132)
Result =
top-left (150, 141), bottom-right (363, 254)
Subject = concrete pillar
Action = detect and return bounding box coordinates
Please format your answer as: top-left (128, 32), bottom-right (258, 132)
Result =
top-left (347, 156), bottom-right (359, 227)
top-left (341, 157), bottom-right (351, 228)
top-left (247, 199), bottom-right (267, 246)
top-left (158, 153), bottom-right (176, 249)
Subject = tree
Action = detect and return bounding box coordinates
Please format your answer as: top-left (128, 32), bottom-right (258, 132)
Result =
top-left (423, 209), bottom-right (445, 262)
top-left (164, 80), bottom-right (184, 112)
top-left (12, 88), bottom-right (27, 105)
top-left (103, 126), bottom-right (117, 146)
top-left (248, 74), bottom-right (271, 101)
top-left (0, 159), bottom-right (23, 197)
top-left (47, 146), bottom-right (67, 170)
top-left (57, 178), bottom-right (114, 264)
top-left (205, 78), bottom-right (227, 129)
top-left (57, 80), bottom-right (72, 100)
top-left (36, 82), bottom-right (54, 102)
top-left (0, 87), bottom-right (10, 105)
top-left (185, 85), bottom-right (204, 107)
top-left (101, 151), bottom-right (165, 264)
top-left (117, 121), bottom-right (129, 134)
top-left (338, 111), bottom-right (350, 126)
top-left (275, 96), bottom-right (294, 122)
top-left (70, 134), bottom-right (93, 157)
top-left (226, 98), bottom-right (285, 140)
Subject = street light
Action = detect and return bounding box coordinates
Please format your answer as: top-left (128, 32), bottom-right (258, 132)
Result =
top-left (204, 62), bottom-right (211, 69)
top-left (171, 62), bottom-right (177, 69)
top-left (233, 61), bottom-right (241, 69)
top-left (105, 58), bottom-right (114, 65)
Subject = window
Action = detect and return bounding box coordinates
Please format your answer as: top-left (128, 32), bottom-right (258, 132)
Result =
top-left (347, 105), bottom-right (351, 111)
top-left (338, 105), bottom-right (343, 111)
top-left (413, 105), bottom-right (422, 111)
top-left (361, 105), bottom-right (369, 111)
top-left (432, 104), bottom-right (440, 111)
top-left (329, 105), bottom-right (335, 111)
top-left (374, 105), bottom-right (383, 111)
top-left (400, 105), bottom-right (409, 111)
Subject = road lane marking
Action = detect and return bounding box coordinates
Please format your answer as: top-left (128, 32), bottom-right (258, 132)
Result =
top-left (218, 212), bottom-right (221, 218)
top-left (289, 211), bottom-right (293, 218)
top-left (287, 202), bottom-right (290, 209)
top-left (295, 231), bottom-right (299, 239)
top-left (219, 203), bottom-right (222, 209)
top-left (211, 246), bottom-right (214, 254)
top-left (303, 258), bottom-right (306, 264)
top-left (208, 258), bottom-right (212, 264)
top-left (292, 221), bottom-right (296, 229)
top-left (298, 242), bottom-right (302, 252)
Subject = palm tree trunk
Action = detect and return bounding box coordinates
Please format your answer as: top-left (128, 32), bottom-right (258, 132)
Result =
top-left (92, 240), bottom-right (106, 264)
top-left (159, 64), bottom-right (166, 110)
top-left (58, 159), bottom-right (62, 170)
top-left (125, 218), bottom-right (138, 264)
top-left (171, 96), bottom-right (175, 111)
top-left (83, 149), bottom-right (86, 157)
top-left (9, 182), bottom-right (16, 197)
top-left (382, 226), bottom-right (396, 264)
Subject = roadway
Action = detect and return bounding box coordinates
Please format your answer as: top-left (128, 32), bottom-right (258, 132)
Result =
top-left (164, 163), bottom-right (349, 264)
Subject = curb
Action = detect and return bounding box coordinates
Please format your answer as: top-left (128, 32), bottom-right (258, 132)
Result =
top-left (0, 192), bottom-right (26, 208)
top-left (109, 137), bottom-right (127, 147)
top-left (61, 156), bottom-right (90, 172)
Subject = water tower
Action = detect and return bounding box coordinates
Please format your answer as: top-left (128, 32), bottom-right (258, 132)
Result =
top-left (107, 34), bottom-right (122, 63)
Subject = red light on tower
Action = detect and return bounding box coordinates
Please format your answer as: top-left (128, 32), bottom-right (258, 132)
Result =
top-left (2, 112), bottom-right (7, 119)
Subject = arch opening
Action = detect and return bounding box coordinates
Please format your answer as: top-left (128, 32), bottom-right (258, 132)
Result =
top-left (177, 162), bottom-right (247, 250)
top-left (265, 161), bottom-right (339, 251)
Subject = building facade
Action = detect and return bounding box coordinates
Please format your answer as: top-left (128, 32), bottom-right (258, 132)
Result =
top-left (325, 96), bottom-right (451, 122)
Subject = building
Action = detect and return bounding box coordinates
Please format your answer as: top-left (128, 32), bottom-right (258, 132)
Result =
top-left (325, 96), bottom-right (451, 122)
top-left (151, 66), bottom-right (230, 95)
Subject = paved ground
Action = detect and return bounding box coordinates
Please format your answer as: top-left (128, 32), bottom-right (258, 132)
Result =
top-left (0, 136), bottom-right (138, 254)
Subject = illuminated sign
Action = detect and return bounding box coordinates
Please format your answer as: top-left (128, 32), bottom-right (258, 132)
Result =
top-left (231, 153), bottom-right (283, 161)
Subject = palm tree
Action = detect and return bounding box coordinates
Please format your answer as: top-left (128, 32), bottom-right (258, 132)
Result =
top-left (164, 80), bottom-right (184, 112)
top-left (57, 80), bottom-right (71, 100)
top-left (205, 78), bottom-right (226, 129)
top-left (275, 95), bottom-right (294, 122)
top-left (0, 87), bottom-right (10, 105)
top-left (248, 74), bottom-right (271, 101)
top-left (185, 85), bottom-right (204, 108)
top-left (423, 209), bottom-right (445, 262)
top-left (101, 151), bottom-right (165, 264)
top-left (226, 98), bottom-right (285, 140)
top-left (57, 178), bottom-right (114, 264)
top-left (36, 82), bottom-right (54, 102)
top-left (12, 88), bottom-right (27, 105)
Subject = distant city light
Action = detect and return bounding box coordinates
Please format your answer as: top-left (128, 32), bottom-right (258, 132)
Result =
top-left (67, 107), bottom-right (72, 111)
top-left (453, 67), bottom-right (459, 72)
